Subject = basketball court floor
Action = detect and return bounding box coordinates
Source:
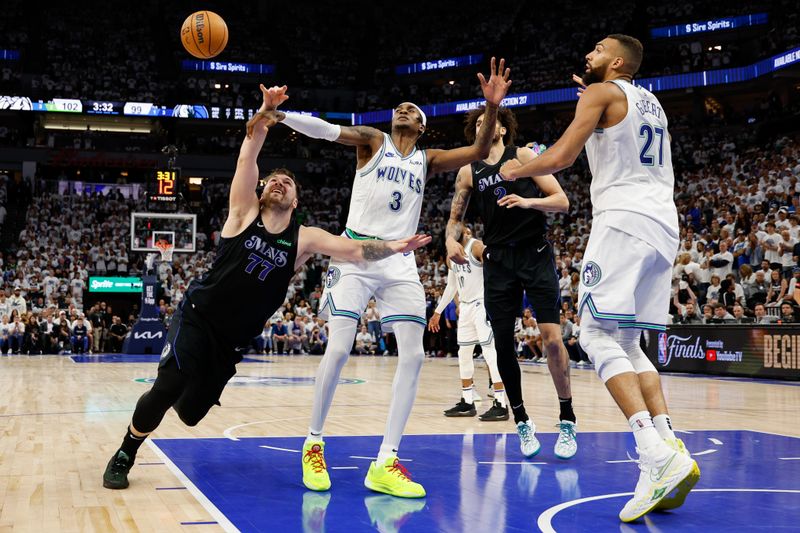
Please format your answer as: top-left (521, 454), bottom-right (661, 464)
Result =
top-left (1, 353), bottom-right (798, 532)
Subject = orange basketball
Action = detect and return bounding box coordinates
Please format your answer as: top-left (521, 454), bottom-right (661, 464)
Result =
top-left (181, 11), bottom-right (228, 59)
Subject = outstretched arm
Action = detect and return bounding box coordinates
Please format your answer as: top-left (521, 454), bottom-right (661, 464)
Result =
top-left (295, 227), bottom-right (431, 269)
top-left (247, 84), bottom-right (384, 153)
top-left (222, 85), bottom-right (287, 237)
top-left (496, 147), bottom-right (569, 213)
top-left (426, 57), bottom-right (512, 176)
top-left (445, 166), bottom-right (474, 264)
top-left (499, 83), bottom-right (614, 180)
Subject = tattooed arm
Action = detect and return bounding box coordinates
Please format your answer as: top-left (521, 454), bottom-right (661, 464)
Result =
top-left (445, 166), bottom-right (474, 265)
top-left (295, 226), bottom-right (431, 269)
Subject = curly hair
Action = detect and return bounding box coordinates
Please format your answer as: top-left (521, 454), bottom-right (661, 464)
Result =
top-left (463, 105), bottom-right (518, 145)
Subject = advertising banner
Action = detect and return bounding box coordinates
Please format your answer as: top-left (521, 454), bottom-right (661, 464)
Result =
top-left (646, 325), bottom-right (800, 380)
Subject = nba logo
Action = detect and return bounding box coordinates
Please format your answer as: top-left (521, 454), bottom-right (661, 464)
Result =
top-left (657, 332), bottom-right (668, 365)
top-left (706, 349), bottom-right (717, 361)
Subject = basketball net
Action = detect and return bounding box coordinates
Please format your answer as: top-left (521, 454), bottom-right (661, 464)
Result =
top-left (154, 240), bottom-right (174, 263)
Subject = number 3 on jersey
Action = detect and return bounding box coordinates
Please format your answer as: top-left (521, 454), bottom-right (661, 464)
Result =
top-left (639, 123), bottom-right (665, 167)
top-left (389, 190), bottom-right (403, 212)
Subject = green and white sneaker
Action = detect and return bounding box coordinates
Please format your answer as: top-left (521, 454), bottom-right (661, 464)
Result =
top-left (516, 420), bottom-right (541, 458)
top-left (554, 421), bottom-right (578, 459)
top-left (302, 441), bottom-right (331, 491)
top-left (619, 446), bottom-right (700, 522)
top-left (655, 437), bottom-right (700, 511)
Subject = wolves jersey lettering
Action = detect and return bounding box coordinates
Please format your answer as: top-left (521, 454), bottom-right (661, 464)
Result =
top-left (345, 133), bottom-right (428, 240)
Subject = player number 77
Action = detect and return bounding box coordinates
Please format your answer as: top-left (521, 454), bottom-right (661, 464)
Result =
top-left (245, 253), bottom-right (275, 281)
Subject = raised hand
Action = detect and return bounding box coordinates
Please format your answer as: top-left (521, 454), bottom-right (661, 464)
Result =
top-left (245, 109), bottom-right (284, 138)
top-left (258, 83), bottom-right (289, 112)
top-left (478, 57), bottom-right (512, 106)
top-left (571, 74), bottom-right (587, 98)
top-left (388, 234), bottom-right (433, 254)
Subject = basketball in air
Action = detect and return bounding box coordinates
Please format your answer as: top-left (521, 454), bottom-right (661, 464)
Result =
top-left (181, 11), bottom-right (228, 59)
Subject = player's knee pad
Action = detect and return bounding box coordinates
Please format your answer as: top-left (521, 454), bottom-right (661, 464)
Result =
top-left (458, 345), bottom-right (475, 380)
top-left (174, 404), bottom-right (207, 427)
top-left (480, 342), bottom-right (503, 384)
top-left (578, 319), bottom-right (635, 383)
top-left (616, 328), bottom-right (657, 374)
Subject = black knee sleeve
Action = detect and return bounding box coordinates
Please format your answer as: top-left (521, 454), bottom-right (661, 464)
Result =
top-left (131, 360), bottom-right (187, 433)
top-left (489, 319), bottom-right (524, 408)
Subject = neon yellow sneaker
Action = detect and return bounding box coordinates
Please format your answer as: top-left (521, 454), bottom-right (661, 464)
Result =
top-left (302, 441), bottom-right (331, 491)
top-left (364, 457), bottom-right (426, 498)
top-left (655, 437), bottom-right (701, 511)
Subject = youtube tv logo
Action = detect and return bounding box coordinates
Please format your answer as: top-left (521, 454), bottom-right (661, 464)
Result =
top-left (706, 349), bottom-right (717, 361)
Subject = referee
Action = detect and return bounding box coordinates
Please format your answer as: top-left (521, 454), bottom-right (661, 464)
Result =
top-left (446, 105), bottom-right (578, 459)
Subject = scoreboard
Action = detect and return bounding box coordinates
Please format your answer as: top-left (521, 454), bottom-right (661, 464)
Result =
top-left (148, 169), bottom-right (180, 210)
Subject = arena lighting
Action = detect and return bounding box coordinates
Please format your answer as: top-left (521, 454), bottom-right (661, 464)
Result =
top-left (353, 45), bottom-right (800, 125)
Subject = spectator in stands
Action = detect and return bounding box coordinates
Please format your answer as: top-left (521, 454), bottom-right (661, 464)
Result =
top-left (754, 303), bottom-right (772, 324)
top-left (747, 270), bottom-right (770, 308)
top-left (309, 325), bottom-right (327, 355)
top-left (701, 304), bottom-right (714, 324)
top-left (9, 287), bottom-right (26, 316)
top-left (288, 316), bottom-right (307, 354)
top-left (766, 269), bottom-right (788, 307)
top-left (779, 229), bottom-right (797, 277)
top-left (355, 325), bottom-right (375, 355)
top-left (365, 300), bottom-right (381, 345)
top-left (40, 314), bottom-right (58, 354)
top-left (731, 304), bottom-right (751, 323)
top-left (0, 316), bottom-right (10, 354)
top-left (711, 303), bottom-right (735, 323)
top-left (106, 316), bottom-right (128, 353)
top-left (780, 301), bottom-right (797, 323)
top-left (762, 222), bottom-right (782, 271)
top-left (675, 301), bottom-right (702, 324)
top-left (257, 321), bottom-right (272, 355)
top-left (709, 241), bottom-right (734, 279)
top-left (706, 274), bottom-right (723, 302)
top-left (8, 315), bottom-right (25, 354)
top-left (71, 316), bottom-right (89, 354)
top-left (24, 313), bottom-right (41, 354)
top-left (271, 318), bottom-right (288, 354)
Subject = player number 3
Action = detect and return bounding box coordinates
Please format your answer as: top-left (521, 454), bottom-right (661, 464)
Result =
top-left (389, 190), bottom-right (403, 212)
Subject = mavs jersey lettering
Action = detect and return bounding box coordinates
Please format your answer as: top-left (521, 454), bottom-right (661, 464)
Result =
top-left (584, 80), bottom-right (679, 258)
top-left (472, 144), bottom-right (547, 246)
top-left (346, 133), bottom-right (428, 240)
top-left (184, 215), bottom-right (299, 346)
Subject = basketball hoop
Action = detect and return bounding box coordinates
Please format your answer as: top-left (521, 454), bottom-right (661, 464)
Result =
top-left (154, 240), bottom-right (174, 263)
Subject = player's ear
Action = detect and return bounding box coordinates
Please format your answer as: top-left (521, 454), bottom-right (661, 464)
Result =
top-left (292, 197), bottom-right (298, 209)
top-left (499, 126), bottom-right (507, 136)
top-left (419, 123), bottom-right (426, 136)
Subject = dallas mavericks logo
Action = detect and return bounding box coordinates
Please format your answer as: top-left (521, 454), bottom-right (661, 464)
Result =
top-left (582, 261), bottom-right (602, 287)
top-left (160, 342), bottom-right (171, 360)
top-left (326, 266), bottom-right (341, 288)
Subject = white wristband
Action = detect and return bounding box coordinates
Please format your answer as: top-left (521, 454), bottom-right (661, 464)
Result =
top-left (280, 113), bottom-right (341, 142)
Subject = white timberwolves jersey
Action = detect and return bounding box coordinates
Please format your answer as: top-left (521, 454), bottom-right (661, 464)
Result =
top-left (451, 239), bottom-right (484, 303)
top-left (584, 80), bottom-right (679, 256)
top-left (345, 133), bottom-right (428, 240)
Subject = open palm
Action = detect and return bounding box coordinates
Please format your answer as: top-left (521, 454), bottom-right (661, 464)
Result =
top-left (478, 57), bottom-right (512, 106)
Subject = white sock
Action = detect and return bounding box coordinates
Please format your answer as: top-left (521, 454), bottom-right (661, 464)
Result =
top-left (628, 411), bottom-right (664, 452)
top-left (462, 386), bottom-right (474, 404)
top-left (494, 387), bottom-right (506, 407)
top-left (308, 318), bottom-right (357, 435)
top-left (305, 429), bottom-right (323, 444)
top-left (653, 414), bottom-right (677, 441)
top-left (377, 322), bottom-right (424, 465)
top-left (376, 443), bottom-right (397, 465)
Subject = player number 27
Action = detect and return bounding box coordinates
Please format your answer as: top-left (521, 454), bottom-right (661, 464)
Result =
top-left (245, 253), bottom-right (275, 281)
top-left (639, 123), bottom-right (665, 167)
